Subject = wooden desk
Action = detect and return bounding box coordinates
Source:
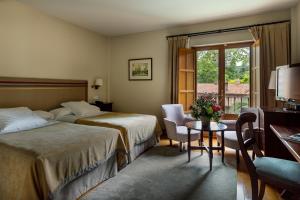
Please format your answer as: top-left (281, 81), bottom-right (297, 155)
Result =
top-left (263, 107), bottom-right (300, 161)
top-left (270, 125), bottom-right (300, 163)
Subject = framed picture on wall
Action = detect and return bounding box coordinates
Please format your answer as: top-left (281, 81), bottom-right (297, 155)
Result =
top-left (128, 58), bottom-right (152, 80)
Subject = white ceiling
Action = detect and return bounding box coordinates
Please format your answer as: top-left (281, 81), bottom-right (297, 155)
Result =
top-left (19, 0), bottom-right (299, 36)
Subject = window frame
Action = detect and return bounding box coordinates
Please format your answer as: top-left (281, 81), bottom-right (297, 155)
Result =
top-left (193, 41), bottom-right (254, 115)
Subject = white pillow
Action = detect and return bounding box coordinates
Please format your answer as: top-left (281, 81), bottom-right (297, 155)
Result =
top-left (0, 108), bottom-right (48, 134)
top-left (61, 101), bottom-right (101, 117)
top-left (0, 107), bottom-right (32, 117)
top-left (50, 107), bottom-right (72, 119)
top-left (33, 110), bottom-right (55, 120)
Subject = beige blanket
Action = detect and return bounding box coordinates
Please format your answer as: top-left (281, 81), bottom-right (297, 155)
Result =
top-left (76, 112), bottom-right (162, 161)
top-left (0, 122), bottom-right (126, 200)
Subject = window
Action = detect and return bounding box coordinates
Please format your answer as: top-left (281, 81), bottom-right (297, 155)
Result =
top-left (195, 42), bottom-right (253, 115)
top-left (197, 49), bottom-right (219, 100)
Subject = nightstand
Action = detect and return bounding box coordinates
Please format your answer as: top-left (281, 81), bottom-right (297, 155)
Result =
top-left (91, 101), bottom-right (113, 112)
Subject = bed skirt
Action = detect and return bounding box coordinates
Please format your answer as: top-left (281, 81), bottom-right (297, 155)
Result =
top-left (129, 135), bottom-right (158, 162)
top-left (54, 155), bottom-right (117, 200)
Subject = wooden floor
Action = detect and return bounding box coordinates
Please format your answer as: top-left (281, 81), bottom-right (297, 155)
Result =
top-left (159, 136), bottom-right (282, 200)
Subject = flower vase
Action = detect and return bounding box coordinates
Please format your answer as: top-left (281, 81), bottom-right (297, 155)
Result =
top-left (200, 116), bottom-right (211, 129)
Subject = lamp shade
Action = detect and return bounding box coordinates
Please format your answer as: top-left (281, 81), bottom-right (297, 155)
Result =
top-left (286, 67), bottom-right (300, 100)
top-left (268, 71), bottom-right (276, 90)
top-left (95, 78), bottom-right (103, 86)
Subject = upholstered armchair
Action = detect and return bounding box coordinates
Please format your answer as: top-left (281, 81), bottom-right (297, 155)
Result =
top-left (216, 107), bottom-right (264, 164)
top-left (161, 104), bottom-right (201, 151)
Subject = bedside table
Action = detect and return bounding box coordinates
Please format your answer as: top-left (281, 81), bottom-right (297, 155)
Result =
top-left (91, 101), bottom-right (113, 112)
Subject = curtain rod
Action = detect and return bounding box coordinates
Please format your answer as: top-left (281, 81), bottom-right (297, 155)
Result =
top-left (166, 20), bottom-right (290, 39)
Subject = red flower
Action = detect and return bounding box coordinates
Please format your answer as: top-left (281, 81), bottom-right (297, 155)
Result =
top-left (212, 105), bottom-right (221, 112)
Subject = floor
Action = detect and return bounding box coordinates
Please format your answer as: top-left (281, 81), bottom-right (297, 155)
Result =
top-left (82, 145), bottom-right (236, 200)
top-left (159, 136), bottom-right (282, 200)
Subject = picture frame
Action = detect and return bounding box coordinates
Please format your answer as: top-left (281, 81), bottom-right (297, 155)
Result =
top-left (128, 58), bottom-right (152, 81)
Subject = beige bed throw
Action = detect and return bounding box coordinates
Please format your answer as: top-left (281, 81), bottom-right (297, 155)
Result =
top-left (0, 122), bottom-right (126, 200)
top-left (76, 112), bottom-right (162, 160)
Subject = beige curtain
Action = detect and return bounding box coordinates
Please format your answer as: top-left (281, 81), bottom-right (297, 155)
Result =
top-left (167, 36), bottom-right (189, 103)
top-left (249, 22), bottom-right (290, 108)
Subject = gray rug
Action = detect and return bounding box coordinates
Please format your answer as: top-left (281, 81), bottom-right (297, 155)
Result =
top-left (82, 146), bottom-right (237, 200)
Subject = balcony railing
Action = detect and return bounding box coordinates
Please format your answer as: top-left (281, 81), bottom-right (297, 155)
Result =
top-left (197, 92), bottom-right (250, 114)
top-left (225, 93), bottom-right (250, 114)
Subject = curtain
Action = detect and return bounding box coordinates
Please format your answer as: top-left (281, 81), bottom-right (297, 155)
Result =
top-left (249, 22), bottom-right (290, 108)
top-left (167, 36), bottom-right (189, 103)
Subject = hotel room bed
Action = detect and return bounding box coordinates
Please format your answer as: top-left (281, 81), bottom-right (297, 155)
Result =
top-left (58, 112), bottom-right (162, 162)
top-left (0, 77), bottom-right (162, 199)
top-left (0, 122), bottom-right (127, 200)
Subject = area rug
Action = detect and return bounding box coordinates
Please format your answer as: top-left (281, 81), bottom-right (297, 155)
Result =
top-left (82, 146), bottom-right (237, 200)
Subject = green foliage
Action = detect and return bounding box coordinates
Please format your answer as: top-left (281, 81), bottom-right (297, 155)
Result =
top-left (240, 73), bottom-right (249, 83)
top-left (197, 47), bottom-right (250, 84)
top-left (197, 50), bottom-right (218, 83)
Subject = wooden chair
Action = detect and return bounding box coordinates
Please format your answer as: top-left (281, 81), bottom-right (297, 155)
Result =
top-left (236, 112), bottom-right (300, 200)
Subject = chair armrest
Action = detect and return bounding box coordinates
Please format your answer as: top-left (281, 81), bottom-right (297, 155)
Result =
top-left (220, 119), bottom-right (236, 131)
top-left (163, 118), bottom-right (177, 140)
top-left (183, 116), bottom-right (195, 124)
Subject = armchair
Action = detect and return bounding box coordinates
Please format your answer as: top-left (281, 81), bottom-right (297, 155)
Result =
top-left (216, 107), bottom-right (264, 164)
top-left (161, 104), bottom-right (200, 151)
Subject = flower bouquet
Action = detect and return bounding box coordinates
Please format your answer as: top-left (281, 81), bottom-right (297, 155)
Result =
top-left (191, 94), bottom-right (222, 128)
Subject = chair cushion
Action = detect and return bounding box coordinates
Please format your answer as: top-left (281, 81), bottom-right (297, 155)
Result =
top-left (216, 131), bottom-right (239, 150)
top-left (176, 126), bottom-right (200, 142)
top-left (254, 157), bottom-right (300, 189)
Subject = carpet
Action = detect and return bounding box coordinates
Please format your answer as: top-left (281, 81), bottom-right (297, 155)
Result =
top-left (82, 146), bottom-right (237, 200)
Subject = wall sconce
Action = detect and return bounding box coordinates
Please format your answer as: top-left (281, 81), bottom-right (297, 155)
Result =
top-left (92, 78), bottom-right (103, 89)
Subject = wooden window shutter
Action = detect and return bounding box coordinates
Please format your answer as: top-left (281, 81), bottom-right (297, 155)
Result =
top-left (178, 48), bottom-right (196, 111)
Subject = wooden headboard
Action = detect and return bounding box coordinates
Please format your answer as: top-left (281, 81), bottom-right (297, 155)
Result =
top-left (0, 77), bottom-right (87, 111)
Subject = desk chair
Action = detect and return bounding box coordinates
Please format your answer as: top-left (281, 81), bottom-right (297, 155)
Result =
top-left (236, 112), bottom-right (300, 200)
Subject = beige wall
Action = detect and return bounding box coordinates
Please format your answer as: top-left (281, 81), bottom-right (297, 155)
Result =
top-left (0, 1), bottom-right (293, 119)
top-left (110, 10), bottom-right (291, 121)
top-left (0, 0), bottom-right (110, 102)
top-left (291, 1), bottom-right (300, 64)
top-left (110, 31), bottom-right (169, 118)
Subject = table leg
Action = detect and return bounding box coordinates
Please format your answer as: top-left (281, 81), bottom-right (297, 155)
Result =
top-left (209, 131), bottom-right (213, 171)
top-left (221, 130), bottom-right (225, 163)
top-left (188, 128), bottom-right (191, 162)
top-left (200, 130), bottom-right (203, 155)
